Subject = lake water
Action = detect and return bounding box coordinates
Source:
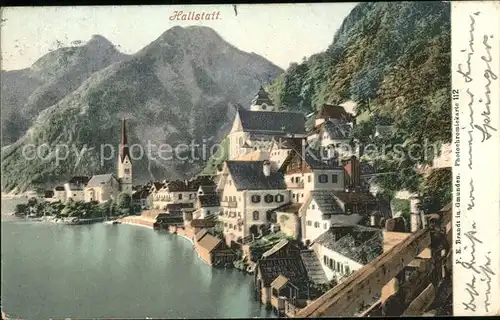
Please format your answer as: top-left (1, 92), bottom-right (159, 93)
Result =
top-left (1, 199), bottom-right (271, 319)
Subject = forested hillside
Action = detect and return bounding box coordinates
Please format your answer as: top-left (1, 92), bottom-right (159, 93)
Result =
top-left (267, 1), bottom-right (451, 211)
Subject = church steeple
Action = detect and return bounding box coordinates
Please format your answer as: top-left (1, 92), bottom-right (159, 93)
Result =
top-left (117, 118), bottom-right (133, 195)
top-left (120, 118), bottom-right (131, 162)
top-left (250, 86), bottom-right (275, 111)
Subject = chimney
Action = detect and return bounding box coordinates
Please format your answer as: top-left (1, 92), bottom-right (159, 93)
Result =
top-left (263, 160), bottom-right (271, 177)
top-left (410, 196), bottom-right (422, 232)
top-left (349, 155), bottom-right (360, 191)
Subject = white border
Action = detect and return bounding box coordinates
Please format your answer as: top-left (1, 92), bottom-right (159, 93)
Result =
top-left (452, 1), bottom-right (500, 316)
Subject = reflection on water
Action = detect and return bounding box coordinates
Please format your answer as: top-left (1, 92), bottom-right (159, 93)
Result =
top-left (1, 205), bottom-right (272, 319)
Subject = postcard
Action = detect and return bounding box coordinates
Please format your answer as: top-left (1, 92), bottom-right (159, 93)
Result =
top-left (0, 2), bottom-right (498, 319)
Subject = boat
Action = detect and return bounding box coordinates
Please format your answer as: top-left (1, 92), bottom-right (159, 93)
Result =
top-left (104, 220), bottom-right (121, 225)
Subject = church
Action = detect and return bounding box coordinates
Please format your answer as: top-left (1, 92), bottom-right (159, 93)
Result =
top-left (83, 119), bottom-right (134, 203)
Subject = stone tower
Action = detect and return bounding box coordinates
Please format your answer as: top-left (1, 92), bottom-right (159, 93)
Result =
top-left (117, 118), bottom-right (133, 195)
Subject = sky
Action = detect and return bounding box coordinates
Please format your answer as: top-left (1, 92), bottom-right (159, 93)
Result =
top-left (0, 4), bottom-right (357, 71)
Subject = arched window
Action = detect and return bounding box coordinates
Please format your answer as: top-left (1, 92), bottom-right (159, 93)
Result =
top-left (264, 194), bottom-right (274, 203)
top-left (275, 194), bottom-right (284, 203)
top-left (253, 211), bottom-right (259, 220)
top-left (251, 195), bottom-right (261, 203)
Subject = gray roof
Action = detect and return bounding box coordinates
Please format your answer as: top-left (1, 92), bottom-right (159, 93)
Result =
top-left (323, 120), bottom-right (352, 140)
top-left (313, 224), bottom-right (383, 265)
top-left (226, 161), bottom-right (287, 191)
top-left (237, 107), bottom-right (306, 135)
top-left (310, 190), bottom-right (345, 215)
top-left (86, 174), bottom-right (117, 187)
top-left (251, 86), bottom-right (274, 106)
top-left (199, 185), bottom-right (216, 194)
top-left (300, 250), bottom-right (328, 285)
top-left (198, 194), bottom-right (220, 207)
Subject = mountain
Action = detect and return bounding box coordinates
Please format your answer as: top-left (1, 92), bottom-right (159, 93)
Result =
top-left (1, 35), bottom-right (129, 146)
top-left (266, 1), bottom-right (451, 210)
top-left (1, 26), bottom-right (283, 192)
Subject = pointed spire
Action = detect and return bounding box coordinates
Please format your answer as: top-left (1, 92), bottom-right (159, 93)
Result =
top-left (120, 118), bottom-right (131, 162)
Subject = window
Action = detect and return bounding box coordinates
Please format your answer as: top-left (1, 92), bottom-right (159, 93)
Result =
top-left (329, 258), bottom-right (334, 269)
top-left (311, 204), bottom-right (315, 210)
top-left (238, 225), bottom-right (242, 231)
top-left (323, 256), bottom-right (328, 265)
top-left (345, 266), bottom-right (350, 274)
top-left (189, 194), bottom-right (193, 199)
top-left (124, 168), bottom-right (130, 174)
top-left (301, 194), bottom-right (304, 198)
top-left (264, 194), bottom-right (274, 203)
top-left (253, 211), bottom-right (259, 220)
top-left (308, 175), bottom-right (312, 183)
top-left (207, 210), bottom-right (211, 215)
top-left (229, 223), bottom-right (233, 229)
top-left (340, 264), bottom-right (344, 274)
top-left (224, 222), bottom-right (228, 227)
top-left (337, 262), bottom-right (341, 271)
top-left (332, 174), bottom-right (338, 183)
top-left (275, 194), bottom-right (284, 203)
top-left (314, 222), bottom-right (320, 228)
top-left (251, 195), bottom-right (261, 203)
top-left (73, 194), bottom-right (76, 197)
top-left (178, 194), bottom-right (182, 200)
top-left (318, 174), bottom-right (328, 183)
top-left (324, 223), bottom-right (328, 229)
top-left (307, 220), bottom-right (312, 226)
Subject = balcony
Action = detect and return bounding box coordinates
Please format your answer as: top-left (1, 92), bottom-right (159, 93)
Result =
top-left (221, 201), bottom-right (238, 208)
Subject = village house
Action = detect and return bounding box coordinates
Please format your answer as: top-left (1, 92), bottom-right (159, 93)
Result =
top-left (53, 186), bottom-right (66, 202)
top-left (254, 240), bottom-right (310, 309)
top-left (280, 146), bottom-right (345, 203)
top-left (43, 190), bottom-right (54, 202)
top-left (217, 160), bottom-right (290, 243)
top-left (194, 229), bottom-right (235, 267)
top-left (197, 184), bottom-right (217, 196)
top-left (227, 87), bottom-right (307, 160)
top-left (132, 188), bottom-right (150, 210)
top-left (311, 224), bottom-right (383, 283)
top-left (194, 194), bottom-right (220, 219)
top-left (308, 104), bottom-right (354, 139)
top-left (63, 176), bottom-right (90, 202)
top-left (84, 174), bottom-right (120, 203)
top-left (300, 189), bottom-right (374, 245)
top-left (268, 137), bottom-right (303, 170)
top-left (151, 177), bottom-right (215, 210)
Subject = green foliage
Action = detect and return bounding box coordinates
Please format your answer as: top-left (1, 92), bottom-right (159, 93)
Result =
top-left (14, 204), bottom-right (28, 215)
top-left (421, 167), bottom-right (452, 213)
top-left (202, 137), bottom-right (229, 175)
top-left (391, 198), bottom-right (411, 220)
top-left (266, 2), bottom-right (451, 203)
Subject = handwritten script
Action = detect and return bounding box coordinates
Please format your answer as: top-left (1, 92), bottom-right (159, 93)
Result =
top-left (455, 9), bottom-right (498, 314)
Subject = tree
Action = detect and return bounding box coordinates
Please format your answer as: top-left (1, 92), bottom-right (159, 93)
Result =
top-left (14, 204), bottom-right (28, 216)
top-left (116, 192), bottom-right (133, 216)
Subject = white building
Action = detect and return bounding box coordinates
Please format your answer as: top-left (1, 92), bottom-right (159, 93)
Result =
top-left (53, 186), bottom-right (66, 202)
top-left (227, 87), bottom-right (307, 160)
top-left (84, 174), bottom-right (120, 203)
top-left (311, 224), bottom-right (383, 282)
top-left (194, 194), bottom-right (221, 219)
top-left (280, 147), bottom-right (345, 203)
top-left (299, 190), bottom-right (371, 245)
top-left (217, 160), bottom-right (290, 242)
top-left (63, 176), bottom-right (90, 202)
